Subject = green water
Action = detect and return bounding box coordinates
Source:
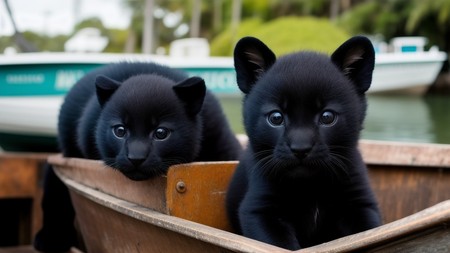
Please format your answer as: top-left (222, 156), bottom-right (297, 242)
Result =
top-left (218, 94), bottom-right (450, 144)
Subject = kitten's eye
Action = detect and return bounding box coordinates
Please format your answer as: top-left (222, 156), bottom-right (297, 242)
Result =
top-left (319, 111), bottom-right (337, 126)
top-left (113, 125), bottom-right (127, 138)
top-left (154, 127), bottom-right (170, 140)
top-left (267, 111), bottom-right (284, 127)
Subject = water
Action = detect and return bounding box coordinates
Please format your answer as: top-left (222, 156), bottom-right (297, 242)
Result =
top-left (363, 94), bottom-right (450, 144)
top-left (218, 94), bottom-right (450, 144)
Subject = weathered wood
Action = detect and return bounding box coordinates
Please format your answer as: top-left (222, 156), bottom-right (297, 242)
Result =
top-left (51, 157), bottom-right (167, 213)
top-left (48, 140), bottom-right (450, 252)
top-left (49, 156), bottom-right (239, 232)
top-left (0, 153), bottom-right (49, 245)
top-left (359, 139), bottom-right (450, 167)
top-left (59, 173), bottom-right (285, 253)
top-left (0, 153), bottom-right (48, 198)
top-left (359, 140), bottom-right (450, 224)
top-left (368, 164), bottom-right (450, 224)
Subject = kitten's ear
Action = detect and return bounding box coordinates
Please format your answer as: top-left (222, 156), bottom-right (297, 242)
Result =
top-left (173, 76), bottom-right (206, 116)
top-left (95, 75), bottom-right (121, 107)
top-left (331, 36), bottom-right (375, 94)
top-left (234, 36), bottom-right (276, 94)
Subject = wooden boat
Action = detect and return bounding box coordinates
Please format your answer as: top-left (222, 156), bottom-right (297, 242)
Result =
top-left (48, 140), bottom-right (450, 252)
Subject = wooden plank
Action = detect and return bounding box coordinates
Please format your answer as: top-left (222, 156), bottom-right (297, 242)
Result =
top-left (359, 140), bottom-right (450, 167)
top-left (48, 155), bottom-right (168, 213)
top-left (0, 155), bottom-right (42, 198)
top-left (166, 162), bottom-right (238, 232)
top-left (0, 153), bottom-right (49, 244)
top-left (369, 164), bottom-right (450, 224)
top-left (58, 172), bottom-right (287, 253)
top-left (360, 140), bottom-right (450, 223)
top-left (70, 192), bottom-right (235, 253)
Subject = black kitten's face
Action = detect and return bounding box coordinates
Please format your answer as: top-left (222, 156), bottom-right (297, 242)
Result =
top-left (96, 76), bottom-right (202, 180)
top-left (245, 53), bottom-right (365, 179)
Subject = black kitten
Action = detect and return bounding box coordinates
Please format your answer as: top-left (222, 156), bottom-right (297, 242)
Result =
top-left (35, 62), bottom-right (242, 252)
top-left (226, 36), bottom-right (381, 250)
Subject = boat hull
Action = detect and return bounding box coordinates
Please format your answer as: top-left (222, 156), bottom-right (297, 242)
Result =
top-left (0, 96), bottom-right (61, 151)
top-left (371, 52), bottom-right (447, 94)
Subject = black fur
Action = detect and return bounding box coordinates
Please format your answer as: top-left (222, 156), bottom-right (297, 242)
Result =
top-left (34, 62), bottom-right (242, 252)
top-left (226, 36), bottom-right (381, 250)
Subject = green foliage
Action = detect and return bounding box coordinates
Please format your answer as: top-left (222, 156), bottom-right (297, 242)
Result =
top-left (241, 0), bottom-right (271, 19)
top-left (337, 0), bottom-right (450, 52)
top-left (337, 2), bottom-right (379, 35)
top-left (104, 29), bottom-right (129, 53)
top-left (21, 31), bottom-right (68, 52)
top-left (210, 18), bottom-right (263, 56)
top-left (4, 1), bottom-right (449, 54)
top-left (210, 16), bottom-right (349, 56)
top-left (73, 17), bottom-right (108, 36)
top-left (337, 1), bottom-right (411, 39)
top-left (407, 0), bottom-right (450, 32)
top-left (43, 35), bottom-right (69, 51)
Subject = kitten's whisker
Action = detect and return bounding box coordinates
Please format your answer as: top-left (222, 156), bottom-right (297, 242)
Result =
top-left (326, 154), bottom-right (351, 181)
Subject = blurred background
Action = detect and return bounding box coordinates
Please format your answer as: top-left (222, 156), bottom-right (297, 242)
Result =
top-left (1, 0), bottom-right (450, 145)
top-left (2, 0), bottom-right (450, 56)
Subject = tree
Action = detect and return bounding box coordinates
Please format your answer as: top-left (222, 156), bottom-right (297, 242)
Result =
top-left (338, 0), bottom-right (450, 53)
top-left (407, 0), bottom-right (450, 52)
top-left (190, 0), bottom-right (202, 37)
top-left (142, 0), bottom-right (155, 53)
top-left (73, 17), bottom-right (107, 34)
top-left (211, 16), bottom-right (349, 56)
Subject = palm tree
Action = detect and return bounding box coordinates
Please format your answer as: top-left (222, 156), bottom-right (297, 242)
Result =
top-left (407, 0), bottom-right (450, 32)
top-left (407, 0), bottom-right (450, 52)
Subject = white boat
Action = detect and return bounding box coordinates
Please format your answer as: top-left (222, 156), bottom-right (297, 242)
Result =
top-left (371, 52), bottom-right (446, 94)
top-left (0, 37), bottom-right (447, 151)
top-left (370, 37), bottom-right (447, 94)
top-left (0, 53), bottom-right (235, 151)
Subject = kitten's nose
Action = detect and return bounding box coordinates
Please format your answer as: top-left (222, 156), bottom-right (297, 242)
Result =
top-left (128, 158), bottom-right (145, 167)
top-left (290, 143), bottom-right (312, 159)
top-left (127, 140), bottom-right (149, 167)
